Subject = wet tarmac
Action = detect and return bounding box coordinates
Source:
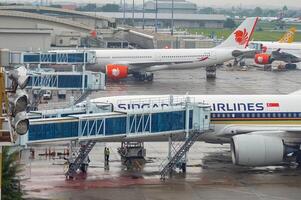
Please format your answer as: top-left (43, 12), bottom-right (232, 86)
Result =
top-left (23, 67), bottom-right (301, 200)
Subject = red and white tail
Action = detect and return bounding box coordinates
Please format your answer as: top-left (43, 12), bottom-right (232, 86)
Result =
top-left (216, 17), bottom-right (258, 49)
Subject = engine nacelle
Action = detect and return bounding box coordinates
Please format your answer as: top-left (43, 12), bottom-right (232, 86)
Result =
top-left (254, 53), bottom-right (272, 64)
top-left (231, 135), bottom-right (284, 166)
top-left (106, 64), bottom-right (128, 80)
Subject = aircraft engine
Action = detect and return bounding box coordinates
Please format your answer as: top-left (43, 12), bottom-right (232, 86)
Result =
top-left (106, 64), bottom-right (128, 80)
top-left (231, 135), bottom-right (284, 166)
top-left (254, 53), bottom-right (273, 64)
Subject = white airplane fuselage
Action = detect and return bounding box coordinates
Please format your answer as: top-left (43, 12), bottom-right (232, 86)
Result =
top-left (91, 94), bottom-right (301, 145)
top-left (91, 48), bottom-right (235, 72)
top-left (250, 41), bottom-right (301, 58)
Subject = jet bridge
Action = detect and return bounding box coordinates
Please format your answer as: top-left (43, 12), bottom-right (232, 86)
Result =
top-left (26, 105), bottom-right (210, 143)
top-left (22, 97), bottom-right (212, 179)
top-left (10, 51), bottom-right (96, 65)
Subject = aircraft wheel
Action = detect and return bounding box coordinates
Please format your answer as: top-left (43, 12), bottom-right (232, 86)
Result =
top-left (146, 74), bottom-right (154, 82)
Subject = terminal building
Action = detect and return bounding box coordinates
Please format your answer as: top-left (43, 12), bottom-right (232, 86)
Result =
top-left (96, 12), bottom-right (226, 29)
top-left (144, 0), bottom-right (198, 14)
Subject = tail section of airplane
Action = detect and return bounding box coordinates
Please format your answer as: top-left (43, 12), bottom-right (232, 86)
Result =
top-left (278, 27), bottom-right (296, 43)
top-left (216, 17), bottom-right (258, 49)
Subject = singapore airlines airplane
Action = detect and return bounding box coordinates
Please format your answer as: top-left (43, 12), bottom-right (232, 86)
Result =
top-left (53, 17), bottom-right (258, 81)
top-left (89, 92), bottom-right (301, 167)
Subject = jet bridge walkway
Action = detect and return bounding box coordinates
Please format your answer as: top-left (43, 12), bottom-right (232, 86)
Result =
top-left (26, 101), bottom-right (211, 144)
top-left (10, 51), bottom-right (96, 65)
top-left (23, 97), bottom-right (212, 179)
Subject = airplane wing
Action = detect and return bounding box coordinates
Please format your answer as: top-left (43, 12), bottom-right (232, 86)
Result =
top-left (219, 124), bottom-right (301, 144)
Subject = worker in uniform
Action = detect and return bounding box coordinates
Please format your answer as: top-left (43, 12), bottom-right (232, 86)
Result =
top-left (104, 147), bottom-right (110, 164)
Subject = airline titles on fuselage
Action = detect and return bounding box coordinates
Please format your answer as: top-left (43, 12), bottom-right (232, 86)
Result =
top-left (117, 102), bottom-right (277, 112)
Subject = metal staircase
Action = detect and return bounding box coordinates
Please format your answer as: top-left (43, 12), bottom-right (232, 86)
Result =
top-left (65, 140), bottom-right (96, 179)
top-left (74, 90), bottom-right (92, 104)
top-left (160, 130), bottom-right (204, 180)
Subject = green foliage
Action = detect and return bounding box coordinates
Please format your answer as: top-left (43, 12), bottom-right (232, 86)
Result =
top-left (76, 3), bottom-right (120, 12)
top-left (224, 18), bottom-right (236, 29)
top-left (2, 147), bottom-right (23, 200)
top-left (101, 4), bottom-right (120, 12)
top-left (187, 27), bottom-right (301, 42)
top-left (253, 7), bottom-right (263, 16)
top-left (199, 7), bottom-right (215, 14)
top-left (49, 4), bottom-right (62, 8)
top-left (76, 3), bottom-right (97, 12)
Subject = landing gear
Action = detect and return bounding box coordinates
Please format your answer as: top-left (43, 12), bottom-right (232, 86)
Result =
top-left (296, 150), bottom-right (301, 167)
top-left (133, 72), bottom-right (154, 82)
top-left (206, 66), bottom-right (216, 79)
top-left (285, 63), bottom-right (297, 70)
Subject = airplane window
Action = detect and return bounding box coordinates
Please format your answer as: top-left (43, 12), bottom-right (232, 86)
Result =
top-left (241, 113), bottom-right (245, 118)
top-left (222, 114), bottom-right (226, 118)
top-left (232, 114), bottom-right (235, 118)
top-left (267, 113), bottom-right (271, 118)
top-left (262, 113), bottom-right (266, 118)
top-left (246, 113), bottom-right (250, 118)
top-left (257, 113), bottom-right (260, 118)
top-left (299, 113), bottom-right (301, 117)
top-left (251, 113), bottom-right (255, 118)
top-left (293, 113), bottom-right (297, 117)
top-left (272, 113), bottom-right (276, 118)
top-left (212, 113), bottom-right (216, 118)
top-left (288, 113), bottom-right (292, 117)
top-left (283, 113), bottom-right (287, 118)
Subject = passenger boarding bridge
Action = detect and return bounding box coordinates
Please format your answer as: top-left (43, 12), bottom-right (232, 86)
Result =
top-left (22, 96), bottom-right (212, 179)
top-left (10, 51), bottom-right (96, 65)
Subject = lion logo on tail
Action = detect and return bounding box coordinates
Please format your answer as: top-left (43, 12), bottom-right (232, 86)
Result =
top-left (234, 28), bottom-right (249, 46)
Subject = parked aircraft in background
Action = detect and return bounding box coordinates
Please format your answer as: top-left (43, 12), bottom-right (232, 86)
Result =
top-left (248, 27), bottom-right (301, 69)
top-left (52, 17), bottom-right (258, 81)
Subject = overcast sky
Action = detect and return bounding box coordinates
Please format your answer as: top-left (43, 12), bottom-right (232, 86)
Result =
top-left (9, 0), bottom-right (301, 9)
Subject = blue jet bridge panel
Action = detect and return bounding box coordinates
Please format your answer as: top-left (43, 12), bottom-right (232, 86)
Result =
top-left (28, 110), bottom-right (193, 141)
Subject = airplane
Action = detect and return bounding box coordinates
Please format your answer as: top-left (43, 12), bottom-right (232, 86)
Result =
top-left (88, 92), bottom-right (301, 167)
top-left (248, 27), bottom-right (301, 68)
top-left (52, 17), bottom-right (258, 81)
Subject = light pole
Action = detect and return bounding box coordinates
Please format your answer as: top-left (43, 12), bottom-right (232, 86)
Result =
top-left (171, 0), bottom-right (174, 35)
top-left (155, 0), bottom-right (158, 32)
top-left (123, 0), bottom-right (126, 26)
top-left (142, 0), bottom-right (145, 29)
top-left (132, 0), bottom-right (135, 26)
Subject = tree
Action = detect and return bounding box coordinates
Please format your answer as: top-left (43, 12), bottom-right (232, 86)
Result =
top-left (76, 3), bottom-right (97, 12)
top-left (101, 4), bottom-right (120, 12)
top-left (2, 147), bottom-right (23, 200)
top-left (224, 18), bottom-right (236, 29)
top-left (199, 7), bottom-right (215, 14)
top-left (49, 4), bottom-right (62, 8)
top-left (253, 7), bottom-right (263, 16)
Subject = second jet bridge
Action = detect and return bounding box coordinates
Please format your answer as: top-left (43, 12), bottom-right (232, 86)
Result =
top-left (10, 51), bottom-right (96, 65)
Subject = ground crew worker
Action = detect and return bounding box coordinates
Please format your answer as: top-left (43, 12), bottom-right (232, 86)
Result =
top-left (104, 147), bottom-right (110, 164)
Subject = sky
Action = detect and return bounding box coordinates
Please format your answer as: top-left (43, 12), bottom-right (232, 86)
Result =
top-left (7, 0), bottom-right (301, 9)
